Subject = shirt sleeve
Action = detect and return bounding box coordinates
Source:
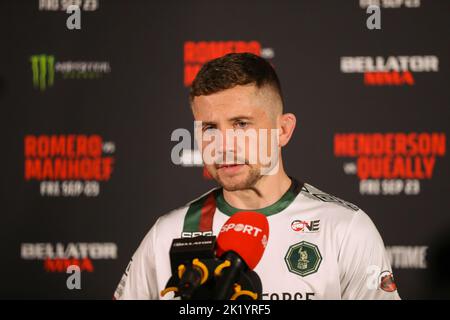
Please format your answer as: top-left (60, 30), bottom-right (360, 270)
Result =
top-left (113, 219), bottom-right (160, 300)
top-left (338, 210), bottom-right (401, 300)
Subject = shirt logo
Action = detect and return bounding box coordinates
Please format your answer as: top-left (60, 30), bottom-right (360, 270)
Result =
top-left (291, 220), bottom-right (320, 233)
top-left (285, 241), bottom-right (322, 277)
top-left (380, 271), bottom-right (398, 292)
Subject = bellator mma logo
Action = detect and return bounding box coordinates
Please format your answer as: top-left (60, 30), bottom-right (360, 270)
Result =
top-left (340, 55), bottom-right (439, 86)
top-left (21, 242), bottom-right (117, 273)
top-left (334, 132), bottom-right (446, 195)
top-left (183, 40), bottom-right (275, 87)
top-left (24, 134), bottom-right (115, 197)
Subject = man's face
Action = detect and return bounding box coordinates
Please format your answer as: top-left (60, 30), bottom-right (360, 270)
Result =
top-left (191, 84), bottom-right (280, 191)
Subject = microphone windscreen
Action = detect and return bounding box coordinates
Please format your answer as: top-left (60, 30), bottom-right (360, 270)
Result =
top-left (216, 211), bottom-right (269, 269)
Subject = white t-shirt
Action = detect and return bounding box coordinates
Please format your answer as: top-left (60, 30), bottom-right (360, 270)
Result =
top-left (114, 179), bottom-right (400, 300)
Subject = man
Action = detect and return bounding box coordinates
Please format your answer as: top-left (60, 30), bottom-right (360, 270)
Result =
top-left (114, 53), bottom-right (400, 300)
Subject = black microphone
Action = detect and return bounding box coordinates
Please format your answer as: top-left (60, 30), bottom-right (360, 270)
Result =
top-left (161, 236), bottom-right (218, 300)
top-left (162, 210), bottom-right (269, 300)
top-left (177, 257), bottom-right (210, 299)
top-left (162, 234), bottom-right (264, 300)
top-left (212, 251), bottom-right (248, 300)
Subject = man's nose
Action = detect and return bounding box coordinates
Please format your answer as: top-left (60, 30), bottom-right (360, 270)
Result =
top-left (216, 127), bottom-right (236, 155)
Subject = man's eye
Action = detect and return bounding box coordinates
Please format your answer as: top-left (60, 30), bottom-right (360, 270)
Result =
top-left (235, 121), bottom-right (249, 129)
top-left (203, 125), bottom-right (214, 131)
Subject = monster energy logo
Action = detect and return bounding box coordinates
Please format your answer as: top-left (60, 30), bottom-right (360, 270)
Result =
top-left (30, 54), bottom-right (111, 91)
top-left (30, 54), bottom-right (55, 91)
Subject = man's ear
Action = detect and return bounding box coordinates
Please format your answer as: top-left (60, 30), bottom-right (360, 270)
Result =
top-left (278, 113), bottom-right (297, 147)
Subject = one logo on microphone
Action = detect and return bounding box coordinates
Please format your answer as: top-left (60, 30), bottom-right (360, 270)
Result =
top-left (291, 220), bottom-right (320, 233)
top-left (285, 241), bottom-right (322, 277)
top-left (220, 223), bottom-right (262, 237)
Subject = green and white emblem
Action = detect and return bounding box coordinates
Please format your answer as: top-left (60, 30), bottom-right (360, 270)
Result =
top-left (284, 241), bottom-right (322, 277)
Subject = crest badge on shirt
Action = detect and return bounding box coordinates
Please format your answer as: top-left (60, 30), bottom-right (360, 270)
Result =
top-left (284, 241), bottom-right (322, 277)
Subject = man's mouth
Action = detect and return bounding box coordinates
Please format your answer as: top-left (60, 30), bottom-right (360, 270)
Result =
top-left (216, 163), bottom-right (246, 174)
top-left (218, 164), bottom-right (239, 168)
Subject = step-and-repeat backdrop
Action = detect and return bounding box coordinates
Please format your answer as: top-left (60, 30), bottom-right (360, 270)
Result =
top-left (0, 0), bottom-right (449, 299)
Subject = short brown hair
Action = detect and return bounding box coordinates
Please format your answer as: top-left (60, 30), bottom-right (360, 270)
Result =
top-left (189, 52), bottom-right (283, 104)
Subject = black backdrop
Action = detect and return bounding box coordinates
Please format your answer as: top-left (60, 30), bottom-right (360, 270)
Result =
top-left (0, 0), bottom-right (449, 299)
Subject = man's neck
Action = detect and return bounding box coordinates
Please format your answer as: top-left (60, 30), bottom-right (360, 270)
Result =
top-left (222, 170), bottom-right (292, 210)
